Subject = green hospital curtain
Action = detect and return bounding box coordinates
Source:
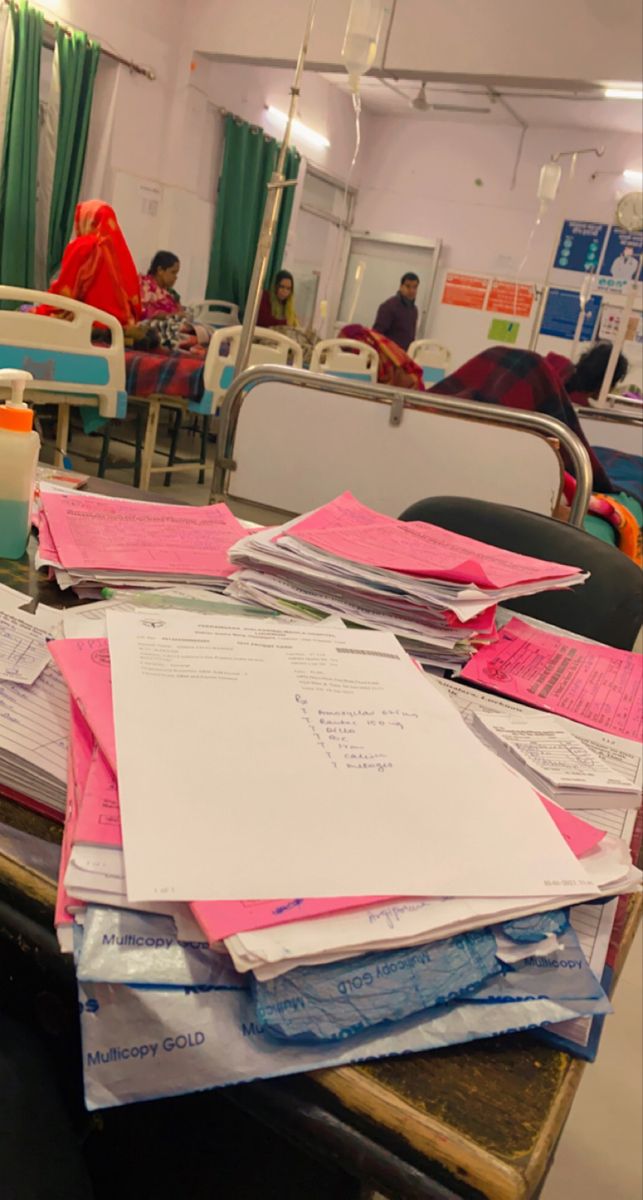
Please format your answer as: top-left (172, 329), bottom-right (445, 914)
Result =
top-left (0, 1), bottom-right (43, 287)
top-left (206, 115), bottom-right (300, 310)
top-left (47, 28), bottom-right (100, 279)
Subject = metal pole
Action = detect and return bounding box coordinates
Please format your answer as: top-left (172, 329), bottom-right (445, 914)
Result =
top-left (528, 232), bottom-right (558, 351)
top-left (594, 280), bottom-right (637, 409)
top-left (232, 0), bottom-right (318, 382)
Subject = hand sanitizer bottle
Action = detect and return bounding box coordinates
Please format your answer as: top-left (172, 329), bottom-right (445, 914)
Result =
top-left (0, 369), bottom-right (39, 559)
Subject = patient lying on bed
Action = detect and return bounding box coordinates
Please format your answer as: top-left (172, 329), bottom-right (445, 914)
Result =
top-left (430, 346), bottom-right (641, 564)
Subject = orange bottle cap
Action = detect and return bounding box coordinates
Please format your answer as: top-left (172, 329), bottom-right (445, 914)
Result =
top-left (0, 404), bottom-right (34, 432)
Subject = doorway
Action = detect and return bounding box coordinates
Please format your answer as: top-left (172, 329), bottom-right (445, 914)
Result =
top-left (337, 233), bottom-right (441, 337)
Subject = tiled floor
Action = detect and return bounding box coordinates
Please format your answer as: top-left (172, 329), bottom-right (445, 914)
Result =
top-left (44, 415), bottom-right (643, 1200)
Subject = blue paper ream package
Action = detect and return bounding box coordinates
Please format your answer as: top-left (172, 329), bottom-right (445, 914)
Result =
top-left (78, 976), bottom-right (611, 1111)
top-left (251, 922), bottom-right (605, 1044)
top-left (252, 929), bottom-right (501, 1043)
top-left (500, 909), bottom-right (568, 943)
top-left (77, 907), bottom-right (245, 990)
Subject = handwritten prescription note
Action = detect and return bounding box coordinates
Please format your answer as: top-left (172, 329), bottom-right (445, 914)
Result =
top-left (106, 611), bottom-right (594, 904)
top-left (461, 618), bottom-right (642, 742)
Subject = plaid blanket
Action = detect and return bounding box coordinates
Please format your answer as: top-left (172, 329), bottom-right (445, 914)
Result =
top-left (429, 346), bottom-right (613, 493)
top-left (125, 350), bottom-right (205, 402)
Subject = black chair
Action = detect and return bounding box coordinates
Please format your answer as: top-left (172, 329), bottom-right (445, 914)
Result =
top-left (398, 496), bottom-right (642, 650)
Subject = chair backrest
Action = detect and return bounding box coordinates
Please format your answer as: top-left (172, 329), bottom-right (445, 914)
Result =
top-left (188, 299), bottom-right (240, 329)
top-left (310, 338), bottom-right (378, 383)
top-left (200, 326), bottom-right (303, 414)
top-left (0, 285), bottom-right (126, 419)
top-left (398, 496), bottom-right (642, 649)
top-left (409, 339), bottom-right (452, 386)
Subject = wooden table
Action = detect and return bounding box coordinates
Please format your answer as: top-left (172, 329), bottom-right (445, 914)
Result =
top-left (1, 478), bottom-right (640, 1200)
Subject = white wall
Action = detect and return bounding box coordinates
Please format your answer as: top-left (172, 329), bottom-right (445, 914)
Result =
top-left (353, 117), bottom-right (643, 375)
top-left (75, 10), bottom-right (364, 300)
top-left (30, 0), bottom-right (643, 374)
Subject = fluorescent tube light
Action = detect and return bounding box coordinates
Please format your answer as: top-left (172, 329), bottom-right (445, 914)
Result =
top-left (266, 106), bottom-right (330, 149)
top-left (604, 88), bottom-right (643, 100)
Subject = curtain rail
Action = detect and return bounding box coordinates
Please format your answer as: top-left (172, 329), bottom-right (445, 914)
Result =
top-left (3, 0), bottom-right (155, 79)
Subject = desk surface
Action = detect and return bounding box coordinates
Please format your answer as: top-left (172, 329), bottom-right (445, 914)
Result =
top-left (1, 477), bottom-right (640, 1200)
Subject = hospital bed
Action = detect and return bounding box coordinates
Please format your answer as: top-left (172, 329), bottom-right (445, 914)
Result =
top-left (209, 365), bottom-right (593, 526)
top-left (310, 338), bottom-right (378, 382)
top-left (0, 287), bottom-right (126, 467)
top-left (186, 300), bottom-right (239, 329)
top-left (408, 338), bottom-right (452, 385)
top-left (576, 394), bottom-right (643, 455)
top-left (575, 395), bottom-right (643, 502)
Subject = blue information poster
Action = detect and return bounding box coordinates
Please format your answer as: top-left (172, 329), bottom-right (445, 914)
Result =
top-left (554, 220), bottom-right (608, 272)
top-left (599, 226), bottom-right (643, 285)
top-left (540, 288), bottom-right (602, 341)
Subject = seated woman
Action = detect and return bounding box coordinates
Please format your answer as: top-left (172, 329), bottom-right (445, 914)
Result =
top-left (430, 346), bottom-right (641, 562)
top-left (545, 342), bottom-right (629, 407)
top-left (36, 199), bottom-right (142, 330)
top-left (139, 251), bottom-right (183, 320)
top-left (258, 270), bottom-right (299, 329)
top-left (34, 199), bottom-right (145, 433)
top-left (340, 324), bottom-right (425, 391)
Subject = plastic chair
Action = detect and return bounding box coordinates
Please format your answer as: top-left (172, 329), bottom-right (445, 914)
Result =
top-left (310, 338), bottom-right (378, 383)
top-left (187, 300), bottom-right (239, 329)
top-left (398, 495), bottom-right (642, 649)
top-left (409, 339), bottom-right (452, 386)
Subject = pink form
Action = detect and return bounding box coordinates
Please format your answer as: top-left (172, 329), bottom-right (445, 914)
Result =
top-left (37, 510), bottom-right (62, 567)
top-left (461, 617), bottom-right (643, 742)
top-left (74, 747), bottom-right (121, 848)
top-left (55, 701), bottom-right (94, 933)
top-left (40, 492), bottom-right (245, 576)
top-left (282, 492), bottom-right (581, 589)
top-left (49, 639), bottom-right (117, 771)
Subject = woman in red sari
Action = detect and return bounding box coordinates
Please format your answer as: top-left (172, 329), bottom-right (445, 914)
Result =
top-left (38, 200), bottom-right (142, 327)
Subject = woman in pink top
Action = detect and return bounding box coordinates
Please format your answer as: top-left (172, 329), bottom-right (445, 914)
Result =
top-left (139, 251), bottom-right (184, 320)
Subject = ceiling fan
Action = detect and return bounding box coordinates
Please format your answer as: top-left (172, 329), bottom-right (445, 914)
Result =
top-left (381, 78), bottom-right (491, 114)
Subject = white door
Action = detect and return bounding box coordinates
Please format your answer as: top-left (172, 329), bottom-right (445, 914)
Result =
top-left (337, 234), bottom-right (439, 335)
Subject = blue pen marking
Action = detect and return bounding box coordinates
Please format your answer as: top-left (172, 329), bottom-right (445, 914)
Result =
top-left (273, 899), bottom-right (304, 915)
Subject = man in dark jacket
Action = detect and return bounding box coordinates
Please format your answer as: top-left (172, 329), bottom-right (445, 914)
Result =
top-left (373, 272), bottom-right (419, 351)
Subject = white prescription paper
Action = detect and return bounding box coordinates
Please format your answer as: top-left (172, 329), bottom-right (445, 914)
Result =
top-left (472, 711), bottom-right (639, 792)
top-left (436, 679), bottom-right (643, 793)
top-left (0, 609), bottom-right (50, 685)
top-left (107, 612), bottom-right (595, 903)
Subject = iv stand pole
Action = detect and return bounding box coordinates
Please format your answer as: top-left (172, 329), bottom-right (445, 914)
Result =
top-left (230, 0), bottom-right (317, 384)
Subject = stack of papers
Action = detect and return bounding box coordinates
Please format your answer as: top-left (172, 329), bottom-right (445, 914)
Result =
top-left (471, 711), bottom-right (642, 809)
top-left (227, 493), bottom-right (588, 668)
top-left (0, 598), bottom-right (68, 817)
top-left (36, 490), bottom-right (247, 596)
top-left (41, 604), bottom-right (640, 1111)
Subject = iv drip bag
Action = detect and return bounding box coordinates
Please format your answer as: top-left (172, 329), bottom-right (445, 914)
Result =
top-left (537, 161), bottom-right (562, 207)
top-left (341, 0), bottom-right (387, 93)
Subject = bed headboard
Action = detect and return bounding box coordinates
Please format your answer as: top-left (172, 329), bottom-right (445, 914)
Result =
top-left (0, 287), bottom-right (127, 418)
top-left (210, 366), bottom-right (593, 527)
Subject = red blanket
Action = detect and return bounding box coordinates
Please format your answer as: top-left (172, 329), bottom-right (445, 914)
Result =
top-left (429, 346), bottom-right (613, 493)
